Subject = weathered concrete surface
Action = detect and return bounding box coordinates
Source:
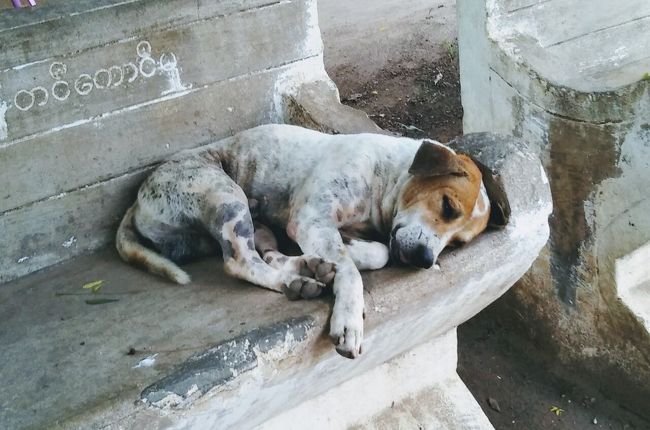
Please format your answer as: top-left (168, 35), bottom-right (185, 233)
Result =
top-left (0, 132), bottom-right (551, 429)
top-left (458, 0), bottom-right (650, 417)
top-left (260, 331), bottom-right (493, 430)
top-left (0, 0), bottom-right (326, 282)
top-left (0, 61), bottom-right (325, 283)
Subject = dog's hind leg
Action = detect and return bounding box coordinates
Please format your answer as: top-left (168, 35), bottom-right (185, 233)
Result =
top-left (253, 222), bottom-right (336, 285)
top-left (201, 184), bottom-right (325, 299)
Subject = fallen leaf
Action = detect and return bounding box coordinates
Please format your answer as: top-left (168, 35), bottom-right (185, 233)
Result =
top-left (82, 280), bottom-right (104, 293)
top-left (550, 406), bottom-right (565, 416)
top-left (85, 298), bottom-right (119, 305)
top-left (487, 397), bottom-right (501, 412)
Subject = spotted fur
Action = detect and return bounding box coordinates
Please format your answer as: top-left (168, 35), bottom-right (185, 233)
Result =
top-left (116, 124), bottom-right (497, 359)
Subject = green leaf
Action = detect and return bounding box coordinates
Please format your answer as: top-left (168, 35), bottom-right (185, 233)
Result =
top-left (642, 72), bottom-right (650, 81)
top-left (82, 280), bottom-right (104, 293)
top-left (550, 406), bottom-right (564, 416)
top-left (85, 298), bottom-right (119, 305)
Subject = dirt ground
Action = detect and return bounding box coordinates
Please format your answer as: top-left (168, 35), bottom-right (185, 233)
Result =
top-left (318, 2), bottom-right (649, 426)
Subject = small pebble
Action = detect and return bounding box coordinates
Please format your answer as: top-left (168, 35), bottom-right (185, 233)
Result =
top-left (592, 417), bottom-right (598, 425)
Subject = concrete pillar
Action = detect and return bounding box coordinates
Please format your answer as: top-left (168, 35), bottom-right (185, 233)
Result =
top-left (457, 0), bottom-right (650, 416)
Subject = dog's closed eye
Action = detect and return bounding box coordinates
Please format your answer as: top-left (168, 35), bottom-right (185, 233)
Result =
top-left (441, 195), bottom-right (460, 220)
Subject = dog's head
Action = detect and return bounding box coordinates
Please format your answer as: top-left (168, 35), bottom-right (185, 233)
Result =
top-left (390, 140), bottom-right (509, 268)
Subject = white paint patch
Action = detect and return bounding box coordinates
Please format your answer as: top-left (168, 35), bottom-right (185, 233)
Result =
top-left (301, 0), bottom-right (324, 58)
top-left (272, 55), bottom-right (330, 122)
top-left (508, 202), bottom-right (553, 242)
top-left (615, 241), bottom-right (650, 332)
top-left (133, 353), bottom-right (158, 368)
top-left (5, 58), bottom-right (51, 72)
top-left (17, 256), bottom-right (30, 263)
top-left (62, 236), bottom-right (77, 248)
top-left (159, 52), bottom-right (192, 96)
top-left (0, 100), bottom-right (8, 141)
top-left (7, 40), bottom-right (188, 116)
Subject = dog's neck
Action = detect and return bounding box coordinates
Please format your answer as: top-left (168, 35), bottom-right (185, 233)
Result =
top-left (370, 167), bottom-right (411, 236)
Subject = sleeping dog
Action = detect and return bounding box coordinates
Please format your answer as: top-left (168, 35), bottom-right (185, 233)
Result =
top-left (116, 124), bottom-right (507, 358)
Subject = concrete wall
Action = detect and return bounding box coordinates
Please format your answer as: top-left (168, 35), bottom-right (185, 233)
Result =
top-left (0, 0), bottom-right (327, 283)
top-left (457, 0), bottom-right (650, 416)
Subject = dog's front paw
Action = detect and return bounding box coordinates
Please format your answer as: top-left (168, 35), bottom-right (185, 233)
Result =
top-left (282, 276), bottom-right (325, 300)
top-left (298, 256), bottom-right (336, 285)
top-left (329, 305), bottom-right (364, 359)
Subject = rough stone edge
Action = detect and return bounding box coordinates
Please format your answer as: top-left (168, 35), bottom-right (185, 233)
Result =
top-left (141, 316), bottom-right (315, 407)
top-left (279, 76), bottom-right (391, 135)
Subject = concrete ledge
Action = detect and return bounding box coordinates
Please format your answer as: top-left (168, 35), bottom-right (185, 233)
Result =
top-left (0, 128), bottom-right (550, 429)
top-left (260, 330), bottom-right (493, 430)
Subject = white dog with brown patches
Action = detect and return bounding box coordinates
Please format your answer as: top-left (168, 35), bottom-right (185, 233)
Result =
top-left (116, 124), bottom-right (507, 358)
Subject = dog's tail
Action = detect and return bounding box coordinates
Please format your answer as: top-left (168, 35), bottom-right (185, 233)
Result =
top-left (116, 203), bottom-right (191, 285)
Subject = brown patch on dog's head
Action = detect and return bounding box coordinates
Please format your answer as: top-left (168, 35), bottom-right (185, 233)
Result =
top-left (390, 141), bottom-right (491, 268)
top-left (403, 152), bottom-right (488, 240)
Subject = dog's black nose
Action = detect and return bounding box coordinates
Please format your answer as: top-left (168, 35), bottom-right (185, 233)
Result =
top-left (411, 244), bottom-right (434, 269)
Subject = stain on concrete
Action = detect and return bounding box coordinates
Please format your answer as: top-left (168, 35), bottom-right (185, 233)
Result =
top-left (141, 316), bottom-right (314, 405)
top-left (547, 119), bottom-right (622, 305)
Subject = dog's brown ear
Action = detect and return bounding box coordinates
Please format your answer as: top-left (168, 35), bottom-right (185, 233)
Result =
top-left (408, 140), bottom-right (467, 177)
top-left (467, 155), bottom-right (510, 228)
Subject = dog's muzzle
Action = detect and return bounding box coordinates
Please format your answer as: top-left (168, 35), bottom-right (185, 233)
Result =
top-left (390, 226), bottom-right (435, 269)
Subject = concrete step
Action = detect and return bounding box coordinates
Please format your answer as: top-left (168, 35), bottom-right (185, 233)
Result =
top-left (260, 331), bottom-right (493, 430)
